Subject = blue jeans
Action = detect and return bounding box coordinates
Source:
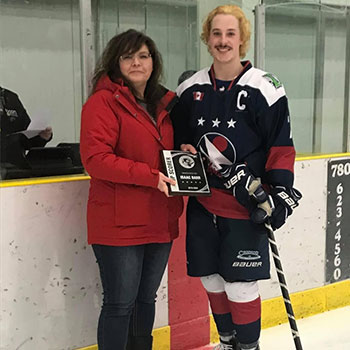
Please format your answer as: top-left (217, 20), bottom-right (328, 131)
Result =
top-left (92, 242), bottom-right (172, 350)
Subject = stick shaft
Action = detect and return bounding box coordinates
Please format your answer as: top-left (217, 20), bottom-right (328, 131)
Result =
top-left (266, 224), bottom-right (303, 350)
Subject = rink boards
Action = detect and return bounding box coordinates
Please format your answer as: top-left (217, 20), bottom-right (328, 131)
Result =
top-left (0, 155), bottom-right (349, 350)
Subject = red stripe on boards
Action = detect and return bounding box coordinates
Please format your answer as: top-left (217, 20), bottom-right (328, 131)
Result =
top-left (170, 316), bottom-right (210, 350)
top-left (168, 198), bottom-right (210, 350)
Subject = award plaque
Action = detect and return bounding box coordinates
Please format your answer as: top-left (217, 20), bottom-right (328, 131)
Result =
top-left (161, 150), bottom-right (211, 196)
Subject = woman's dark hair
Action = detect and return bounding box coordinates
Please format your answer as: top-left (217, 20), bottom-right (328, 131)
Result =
top-left (91, 29), bottom-right (164, 117)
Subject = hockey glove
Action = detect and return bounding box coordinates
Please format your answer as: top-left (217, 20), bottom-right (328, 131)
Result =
top-left (269, 186), bottom-right (302, 230)
top-left (220, 163), bottom-right (273, 220)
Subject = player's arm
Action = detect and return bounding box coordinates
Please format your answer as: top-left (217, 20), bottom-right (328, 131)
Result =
top-left (258, 92), bottom-right (302, 229)
top-left (220, 87), bottom-right (302, 229)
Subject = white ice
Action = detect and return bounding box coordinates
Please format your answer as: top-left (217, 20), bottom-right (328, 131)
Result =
top-left (260, 306), bottom-right (350, 350)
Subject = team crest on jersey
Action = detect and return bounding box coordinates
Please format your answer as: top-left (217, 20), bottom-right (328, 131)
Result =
top-left (193, 91), bottom-right (204, 101)
top-left (196, 132), bottom-right (236, 175)
top-left (263, 73), bottom-right (282, 89)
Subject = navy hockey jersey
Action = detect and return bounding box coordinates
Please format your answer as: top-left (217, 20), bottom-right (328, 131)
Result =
top-left (171, 61), bottom-right (296, 219)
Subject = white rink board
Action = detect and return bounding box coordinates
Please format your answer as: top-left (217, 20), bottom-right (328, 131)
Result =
top-left (1, 156), bottom-right (349, 349)
top-left (0, 180), bottom-right (169, 350)
top-left (259, 158), bottom-right (329, 299)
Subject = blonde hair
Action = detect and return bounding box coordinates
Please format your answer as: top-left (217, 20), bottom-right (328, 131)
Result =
top-left (201, 5), bottom-right (251, 58)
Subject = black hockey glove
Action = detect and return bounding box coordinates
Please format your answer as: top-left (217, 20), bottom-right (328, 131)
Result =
top-left (220, 163), bottom-right (273, 221)
top-left (269, 186), bottom-right (302, 230)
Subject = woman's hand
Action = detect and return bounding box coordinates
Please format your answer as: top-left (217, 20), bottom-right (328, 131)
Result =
top-left (157, 172), bottom-right (176, 197)
top-left (180, 143), bottom-right (197, 154)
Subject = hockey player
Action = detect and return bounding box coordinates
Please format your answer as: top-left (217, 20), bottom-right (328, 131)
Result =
top-left (171, 5), bottom-right (301, 350)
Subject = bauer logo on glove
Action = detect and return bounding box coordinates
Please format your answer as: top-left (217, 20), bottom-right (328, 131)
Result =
top-left (275, 188), bottom-right (300, 210)
top-left (219, 163), bottom-right (270, 215)
top-left (222, 166), bottom-right (248, 189)
top-left (269, 186), bottom-right (302, 230)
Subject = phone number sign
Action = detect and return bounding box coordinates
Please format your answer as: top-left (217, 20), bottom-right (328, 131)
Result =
top-left (326, 159), bottom-right (350, 283)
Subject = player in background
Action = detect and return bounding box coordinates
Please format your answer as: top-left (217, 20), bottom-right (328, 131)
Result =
top-left (171, 5), bottom-right (301, 350)
top-left (0, 86), bottom-right (52, 168)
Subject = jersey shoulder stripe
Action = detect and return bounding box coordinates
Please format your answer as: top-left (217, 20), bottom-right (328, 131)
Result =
top-left (237, 67), bottom-right (286, 107)
top-left (176, 67), bottom-right (211, 97)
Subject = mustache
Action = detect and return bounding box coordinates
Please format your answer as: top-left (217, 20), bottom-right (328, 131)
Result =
top-left (215, 45), bottom-right (232, 50)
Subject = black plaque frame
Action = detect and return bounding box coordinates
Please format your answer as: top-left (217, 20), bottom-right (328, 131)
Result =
top-left (161, 150), bottom-right (211, 196)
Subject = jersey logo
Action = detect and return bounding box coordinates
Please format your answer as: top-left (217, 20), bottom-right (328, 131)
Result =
top-left (197, 132), bottom-right (236, 175)
top-left (237, 90), bottom-right (248, 110)
top-left (263, 73), bottom-right (282, 89)
top-left (193, 91), bottom-right (204, 101)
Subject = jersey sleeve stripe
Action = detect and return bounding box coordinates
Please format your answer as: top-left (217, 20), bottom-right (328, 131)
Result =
top-left (265, 146), bottom-right (295, 173)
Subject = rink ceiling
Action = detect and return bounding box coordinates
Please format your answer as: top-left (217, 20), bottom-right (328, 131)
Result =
top-left (1, 155), bottom-right (350, 350)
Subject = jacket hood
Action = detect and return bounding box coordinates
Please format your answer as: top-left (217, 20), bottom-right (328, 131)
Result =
top-left (94, 75), bottom-right (123, 94)
top-left (94, 75), bottom-right (177, 111)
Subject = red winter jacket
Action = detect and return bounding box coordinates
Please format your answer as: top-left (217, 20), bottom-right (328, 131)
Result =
top-left (80, 76), bottom-right (184, 246)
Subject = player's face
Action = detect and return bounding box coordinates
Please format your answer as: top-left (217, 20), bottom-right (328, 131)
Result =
top-left (207, 14), bottom-right (242, 65)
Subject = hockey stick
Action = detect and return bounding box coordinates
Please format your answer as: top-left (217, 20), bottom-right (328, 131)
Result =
top-left (265, 223), bottom-right (303, 350)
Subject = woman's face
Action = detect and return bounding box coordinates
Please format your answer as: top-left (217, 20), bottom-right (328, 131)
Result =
top-left (207, 14), bottom-right (242, 65)
top-left (119, 44), bottom-right (153, 96)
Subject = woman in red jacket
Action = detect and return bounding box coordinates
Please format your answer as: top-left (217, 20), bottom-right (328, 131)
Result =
top-left (80, 29), bottom-right (183, 350)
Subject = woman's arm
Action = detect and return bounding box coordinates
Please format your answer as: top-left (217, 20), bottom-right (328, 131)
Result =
top-left (80, 93), bottom-right (161, 188)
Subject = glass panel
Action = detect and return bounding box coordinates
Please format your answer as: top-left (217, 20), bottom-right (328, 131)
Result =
top-left (94, 0), bottom-right (198, 91)
top-left (265, 3), bottom-right (318, 153)
top-left (264, 1), bottom-right (349, 154)
top-left (321, 8), bottom-right (347, 153)
top-left (0, 0), bottom-right (83, 179)
top-left (241, 0), bottom-right (261, 64)
top-left (147, 2), bottom-right (197, 90)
